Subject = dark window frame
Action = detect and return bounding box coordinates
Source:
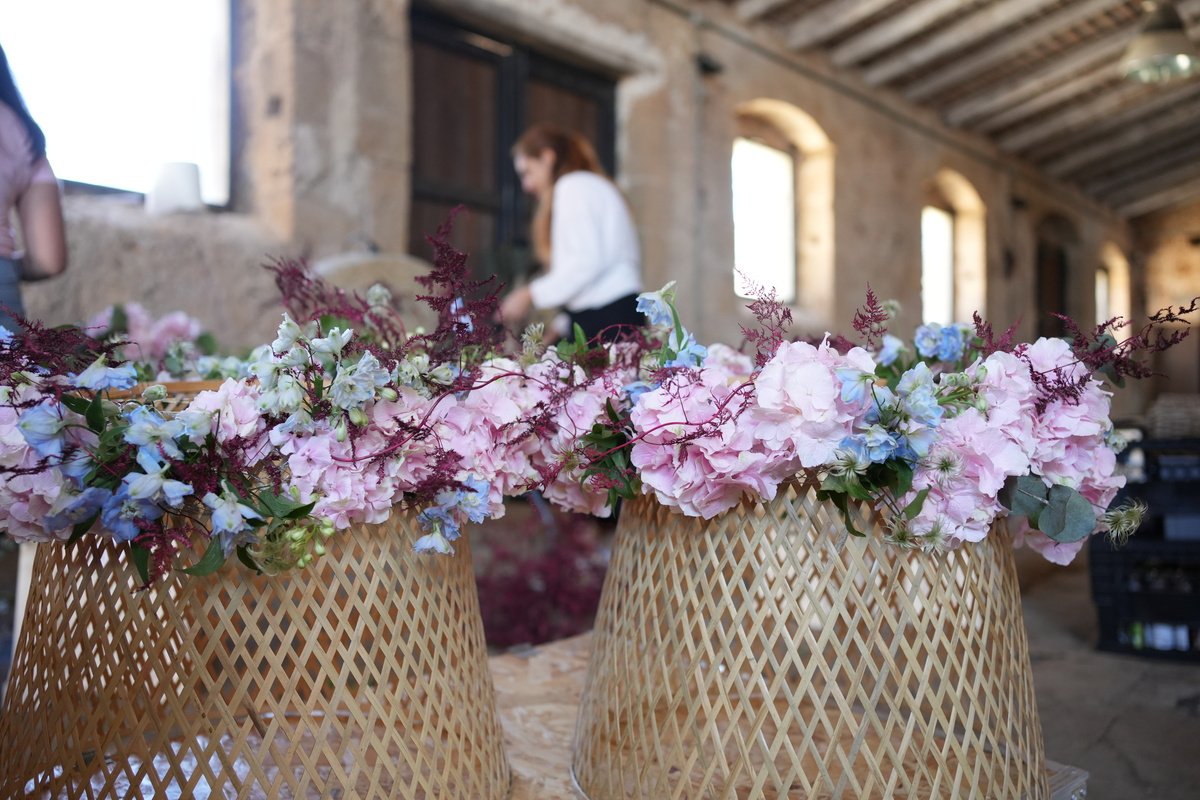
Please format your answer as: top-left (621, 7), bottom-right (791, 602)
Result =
top-left (410, 9), bottom-right (617, 252)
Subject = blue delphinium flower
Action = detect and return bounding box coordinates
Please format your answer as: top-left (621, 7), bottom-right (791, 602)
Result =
top-left (455, 475), bottom-right (493, 524)
top-left (936, 325), bottom-right (965, 362)
top-left (122, 449), bottom-right (193, 507)
top-left (43, 486), bottom-right (111, 532)
top-left (70, 355), bottom-right (138, 392)
top-left (836, 367), bottom-right (874, 405)
top-left (17, 402), bottom-right (68, 459)
top-left (203, 490), bottom-right (263, 536)
top-left (878, 334), bottom-right (906, 367)
top-left (636, 281), bottom-right (677, 327)
top-left (100, 487), bottom-right (165, 542)
top-left (414, 504), bottom-right (460, 555)
top-left (913, 324), bottom-right (941, 359)
top-left (623, 381), bottom-right (655, 404)
top-left (124, 405), bottom-right (186, 459)
top-left (896, 363), bottom-right (944, 429)
top-left (665, 331), bottom-right (707, 370)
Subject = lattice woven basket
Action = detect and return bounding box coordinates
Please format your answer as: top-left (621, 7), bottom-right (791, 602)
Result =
top-left (0, 511), bottom-right (511, 799)
top-left (572, 480), bottom-right (1048, 800)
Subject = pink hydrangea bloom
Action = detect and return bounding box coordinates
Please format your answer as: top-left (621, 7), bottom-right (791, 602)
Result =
top-left (749, 339), bottom-right (875, 468)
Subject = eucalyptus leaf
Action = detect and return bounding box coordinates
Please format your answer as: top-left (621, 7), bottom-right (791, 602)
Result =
top-left (1037, 484), bottom-right (1097, 543)
top-left (1000, 474), bottom-right (1049, 521)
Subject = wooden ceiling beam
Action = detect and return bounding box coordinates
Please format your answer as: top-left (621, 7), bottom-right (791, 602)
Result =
top-left (903, 0), bottom-right (1121, 102)
top-left (735, 0), bottom-right (794, 23)
top-left (973, 61), bottom-right (1120, 134)
top-left (996, 80), bottom-right (1150, 153)
top-left (830, 0), bottom-right (969, 68)
top-left (785, 0), bottom-right (897, 52)
top-left (1024, 80), bottom-right (1200, 164)
top-left (943, 32), bottom-right (1128, 127)
top-left (1118, 174), bottom-right (1200, 218)
top-left (1086, 137), bottom-right (1200, 198)
top-left (862, 0), bottom-right (1076, 86)
top-left (1043, 88), bottom-right (1200, 178)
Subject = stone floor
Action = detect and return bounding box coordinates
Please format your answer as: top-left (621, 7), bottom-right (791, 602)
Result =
top-left (1019, 547), bottom-right (1200, 800)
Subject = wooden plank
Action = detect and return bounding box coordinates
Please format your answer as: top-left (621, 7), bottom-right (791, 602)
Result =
top-left (973, 61), bottom-right (1121, 134)
top-left (785, 0), bottom-right (899, 51)
top-left (903, 0), bottom-right (1120, 102)
top-left (1117, 173), bottom-right (1200, 218)
top-left (1085, 137), bottom-right (1200, 197)
top-left (736, 0), bottom-right (795, 22)
top-left (943, 32), bottom-right (1128, 127)
top-left (996, 80), bottom-right (1151, 153)
top-left (1024, 80), bottom-right (1200, 163)
top-left (830, 0), bottom-right (968, 67)
top-left (1099, 158), bottom-right (1200, 209)
top-left (1043, 85), bottom-right (1200, 177)
top-left (862, 0), bottom-right (1076, 86)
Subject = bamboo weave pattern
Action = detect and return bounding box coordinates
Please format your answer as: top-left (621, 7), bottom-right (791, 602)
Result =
top-left (0, 514), bottom-right (511, 799)
top-left (573, 481), bottom-right (1047, 800)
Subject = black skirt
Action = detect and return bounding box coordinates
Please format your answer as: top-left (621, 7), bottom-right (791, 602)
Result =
top-left (567, 293), bottom-right (645, 343)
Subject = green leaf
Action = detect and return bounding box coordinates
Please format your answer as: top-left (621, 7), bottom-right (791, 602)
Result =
top-left (68, 511), bottom-right (100, 544)
top-left (196, 332), bottom-right (219, 356)
top-left (60, 394), bottom-right (92, 416)
top-left (110, 305), bottom-right (129, 336)
top-left (1037, 484), bottom-right (1097, 543)
top-left (178, 538), bottom-right (228, 576)
top-left (903, 488), bottom-right (930, 521)
top-left (889, 460), bottom-right (914, 498)
top-left (130, 543), bottom-right (151, 585)
top-left (236, 545), bottom-right (262, 573)
top-left (999, 474), bottom-right (1049, 521)
top-left (257, 490), bottom-right (315, 521)
top-left (84, 393), bottom-right (106, 433)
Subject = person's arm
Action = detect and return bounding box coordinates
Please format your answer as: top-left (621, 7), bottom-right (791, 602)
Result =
top-left (16, 161), bottom-right (67, 281)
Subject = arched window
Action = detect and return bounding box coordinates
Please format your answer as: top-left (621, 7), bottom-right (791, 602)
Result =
top-left (921, 169), bottom-right (985, 324)
top-left (731, 100), bottom-right (834, 324)
top-left (1035, 214), bottom-right (1080, 339)
top-left (1099, 242), bottom-right (1132, 329)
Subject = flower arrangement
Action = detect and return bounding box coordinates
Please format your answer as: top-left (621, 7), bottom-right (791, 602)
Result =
top-left (565, 282), bottom-right (1198, 565)
top-left (1, 216), bottom-right (1195, 587)
top-left (0, 225), bottom-right (608, 585)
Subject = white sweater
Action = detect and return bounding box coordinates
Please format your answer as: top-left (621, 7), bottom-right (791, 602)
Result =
top-left (528, 171), bottom-right (642, 312)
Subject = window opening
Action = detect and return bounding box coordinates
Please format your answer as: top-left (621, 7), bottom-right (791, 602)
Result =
top-left (732, 137), bottom-right (796, 303)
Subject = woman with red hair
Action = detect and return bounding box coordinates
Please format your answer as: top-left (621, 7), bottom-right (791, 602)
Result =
top-left (498, 124), bottom-right (643, 342)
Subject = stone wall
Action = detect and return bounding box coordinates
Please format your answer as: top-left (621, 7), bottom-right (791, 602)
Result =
top-left (30, 0), bottom-right (1191, 414)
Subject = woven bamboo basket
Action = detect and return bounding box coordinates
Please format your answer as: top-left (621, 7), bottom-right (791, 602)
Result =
top-left (0, 504), bottom-right (510, 797)
top-left (572, 480), bottom-right (1047, 800)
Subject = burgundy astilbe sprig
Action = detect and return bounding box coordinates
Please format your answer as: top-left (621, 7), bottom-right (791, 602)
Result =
top-left (851, 284), bottom-right (890, 350)
top-left (265, 257), bottom-right (411, 350)
top-left (0, 317), bottom-right (125, 405)
top-left (409, 210), bottom-right (504, 367)
top-left (1018, 297), bottom-right (1198, 413)
top-left (133, 524), bottom-right (195, 589)
top-left (737, 273), bottom-right (793, 368)
top-left (972, 311), bottom-right (1019, 359)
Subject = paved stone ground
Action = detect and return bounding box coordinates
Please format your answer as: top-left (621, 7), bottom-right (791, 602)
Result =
top-left (1021, 546), bottom-right (1200, 800)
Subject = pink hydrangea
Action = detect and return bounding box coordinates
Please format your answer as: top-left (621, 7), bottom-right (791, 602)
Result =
top-left (185, 379), bottom-right (269, 463)
top-left (905, 407), bottom-right (1030, 546)
top-left (749, 339), bottom-right (875, 468)
top-left (631, 368), bottom-right (782, 518)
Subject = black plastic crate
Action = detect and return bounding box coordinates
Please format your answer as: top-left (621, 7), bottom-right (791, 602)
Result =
top-left (1089, 532), bottom-right (1200, 660)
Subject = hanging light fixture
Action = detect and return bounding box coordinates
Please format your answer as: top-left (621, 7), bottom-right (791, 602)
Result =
top-left (1120, 1), bottom-right (1200, 82)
